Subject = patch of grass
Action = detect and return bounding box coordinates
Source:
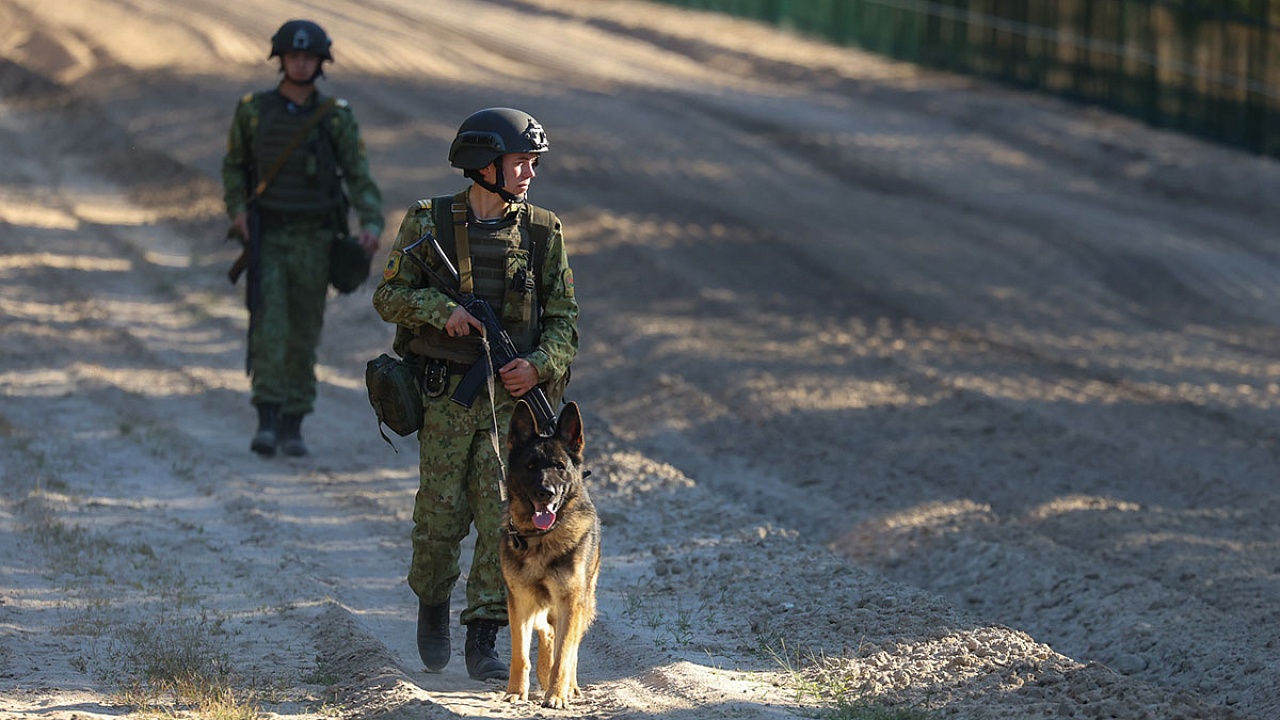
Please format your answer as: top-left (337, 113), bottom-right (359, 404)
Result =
top-left (104, 615), bottom-right (262, 720)
top-left (14, 467), bottom-right (282, 720)
top-left (619, 576), bottom-right (708, 649)
top-left (301, 670), bottom-right (342, 687)
top-left (55, 596), bottom-right (114, 637)
top-left (768, 642), bottom-right (936, 720)
top-left (30, 511), bottom-right (113, 579)
top-left (824, 699), bottom-right (933, 720)
top-left (116, 675), bottom-right (260, 720)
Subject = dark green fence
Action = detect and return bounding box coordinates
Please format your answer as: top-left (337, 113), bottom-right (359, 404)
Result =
top-left (650, 0), bottom-right (1280, 157)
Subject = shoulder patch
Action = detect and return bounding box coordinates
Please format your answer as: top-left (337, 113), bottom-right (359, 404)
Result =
top-left (384, 250), bottom-right (403, 280)
top-left (561, 268), bottom-right (575, 299)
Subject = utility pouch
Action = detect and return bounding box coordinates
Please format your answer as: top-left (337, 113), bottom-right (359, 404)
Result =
top-left (330, 233), bottom-right (371, 294)
top-left (365, 353), bottom-right (424, 448)
top-left (503, 248), bottom-right (534, 325)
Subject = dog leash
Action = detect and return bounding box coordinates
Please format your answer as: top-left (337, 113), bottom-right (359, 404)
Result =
top-left (479, 334), bottom-right (508, 503)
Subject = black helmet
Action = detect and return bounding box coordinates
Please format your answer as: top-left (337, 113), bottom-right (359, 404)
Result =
top-left (449, 108), bottom-right (549, 171)
top-left (270, 20), bottom-right (333, 61)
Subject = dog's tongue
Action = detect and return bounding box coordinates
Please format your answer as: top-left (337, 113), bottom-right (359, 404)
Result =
top-left (533, 510), bottom-right (556, 530)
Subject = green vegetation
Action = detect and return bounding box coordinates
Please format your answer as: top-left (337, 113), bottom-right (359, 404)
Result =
top-left (20, 478), bottom-right (337, 719)
top-left (768, 642), bottom-right (937, 720)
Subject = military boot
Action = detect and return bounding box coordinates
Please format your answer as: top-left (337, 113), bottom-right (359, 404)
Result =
top-left (416, 599), bottom-right (451, 671)
top-left (465, 619), bottom-right (508, 681)
top-left (277, 413), bottom-right (308, 457)
top-left (250, 403), bottom-right (279, 456)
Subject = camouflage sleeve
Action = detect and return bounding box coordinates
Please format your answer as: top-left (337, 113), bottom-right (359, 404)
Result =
top-left (371, 202), bottom-right (458, 332)
top-left (220, 94), bottom-right (254, 219)
top-left (526, 218), bottom-right (579, 382)
top-left (331, 103), bottom-right (385, 235)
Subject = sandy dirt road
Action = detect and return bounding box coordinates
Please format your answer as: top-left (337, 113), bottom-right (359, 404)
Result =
top-left (2, 1), bottom-right (1279, 718)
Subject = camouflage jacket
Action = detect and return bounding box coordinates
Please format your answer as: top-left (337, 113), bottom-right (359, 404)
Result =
top-left (372, 191), bottom-right (578, 385)
top-left (220, 86), bottom-right (384, 235)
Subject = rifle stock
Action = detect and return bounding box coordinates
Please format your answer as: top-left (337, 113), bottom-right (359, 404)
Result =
top-left (227, 233), bottom-right (249, 284)
top-left (400, 232), bottom-right (558, 434)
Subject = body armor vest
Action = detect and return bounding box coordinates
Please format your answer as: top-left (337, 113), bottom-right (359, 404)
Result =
top-left (254, 92), bottom-right (339, 214)
top-left (408, 204), bottom-right (541, 364)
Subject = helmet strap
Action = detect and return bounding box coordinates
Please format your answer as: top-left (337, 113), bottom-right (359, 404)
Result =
top-left (465, 163), bottom-right (523, 204)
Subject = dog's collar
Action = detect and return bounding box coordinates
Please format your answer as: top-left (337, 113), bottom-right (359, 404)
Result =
top-left (506, 519), bottom-right (553, 551)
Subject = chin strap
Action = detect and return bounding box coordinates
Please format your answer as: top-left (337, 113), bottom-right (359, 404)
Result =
top-left (464, 166), bottom-right (524, 205)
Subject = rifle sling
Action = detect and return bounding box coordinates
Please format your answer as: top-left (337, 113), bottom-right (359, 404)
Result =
top-left (253, 96), bottom-right (339, 197)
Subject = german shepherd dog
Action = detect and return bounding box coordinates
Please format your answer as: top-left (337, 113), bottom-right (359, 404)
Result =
top-left (500, 400), bottom-right (601, 708)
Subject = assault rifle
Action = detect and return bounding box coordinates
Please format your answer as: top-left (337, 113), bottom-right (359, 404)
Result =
top-left (226, 168), bottom-right (262, 376)
top-left (400, 231), bottom-right (558, 435)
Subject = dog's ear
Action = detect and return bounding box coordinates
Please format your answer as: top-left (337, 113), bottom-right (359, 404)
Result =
top-left (508, 400), bottom-right (538, 449)
top-left (555, 401), bottom-right (584, 456)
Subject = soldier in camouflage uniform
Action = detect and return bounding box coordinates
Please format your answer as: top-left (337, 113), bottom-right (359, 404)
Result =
top-left (372, 108), bottom-right (578, 680)
top-left (222, 19), bottom-right (384, 458)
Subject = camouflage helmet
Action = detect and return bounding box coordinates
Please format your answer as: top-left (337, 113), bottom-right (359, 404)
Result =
top-left (449, 108), bottom-right (549, 170)
top-left (269, 20), bottom-right (333, 62)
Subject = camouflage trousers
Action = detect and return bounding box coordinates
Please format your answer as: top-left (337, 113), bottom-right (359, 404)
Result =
top-left (250, 217), bottom-right (331, 415)
top-left (409, 372), bottom-right (516, 625)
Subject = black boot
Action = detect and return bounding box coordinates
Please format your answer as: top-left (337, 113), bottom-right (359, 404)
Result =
top-left (250, 403), bottom-right (279, 456)
top-left (278, 413), bottom-right (308, 457)
top-left (465, 619), bottom-right (508, 681)
top-left (416, 599), bottom-right (451, 671)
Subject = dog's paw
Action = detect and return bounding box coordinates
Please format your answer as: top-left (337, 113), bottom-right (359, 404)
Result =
top-left (541, 692), bottom-right (570, 709)
top-left (501, 691), bottom-right (529, 704)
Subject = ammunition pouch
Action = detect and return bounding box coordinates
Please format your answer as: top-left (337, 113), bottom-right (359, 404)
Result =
top-left (366, 353), bottom-right (424, 447)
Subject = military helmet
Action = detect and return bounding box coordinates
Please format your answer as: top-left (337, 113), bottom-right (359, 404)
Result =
top-left (449, 108), bottom-right (549, 170)
top-left (270, 20), bottom-right (333, 61)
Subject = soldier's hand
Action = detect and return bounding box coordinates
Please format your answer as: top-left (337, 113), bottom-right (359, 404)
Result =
top-left (358, 229), bottom-right (379, 255)
top-left (231, 212), bottom-right (249, 241)
top-left (445, 307), bottom-right (484, 337)
top-left (498, 358), bottom-right (538, 397)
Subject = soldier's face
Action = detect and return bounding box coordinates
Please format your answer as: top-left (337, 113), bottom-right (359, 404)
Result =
top-left (281, 51), bottom-right (321, 84)
top-left (486, 153), bottom-right (540, 198)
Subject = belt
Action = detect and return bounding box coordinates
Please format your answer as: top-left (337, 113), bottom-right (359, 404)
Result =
top-left (423, 357), bottom-right (480, 399)
top-left (257, 208), bottom-right (330, 227)
top-left (426, 358), bottom-right (478, 375)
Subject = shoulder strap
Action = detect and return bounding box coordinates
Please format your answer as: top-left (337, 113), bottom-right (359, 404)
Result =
top-left (450, 191), bottom-right (473, 293)
top-left (429, 194), bottom-right (452, 246)
top-left (253, 96), bottom-right (339, 197)
top-left (522, 204), bottom-right (554, 284)
top-left (429, 192), bottom-right (466, 289)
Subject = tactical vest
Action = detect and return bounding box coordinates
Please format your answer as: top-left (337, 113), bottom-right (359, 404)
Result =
top-left (407, 193), bottom-right (553, 364)
top-left (253, 92), bottom-right (340, 214)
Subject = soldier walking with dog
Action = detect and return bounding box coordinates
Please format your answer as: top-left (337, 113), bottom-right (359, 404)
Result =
top-left (372, 108), bottom-right (578, 680)
top-left (222, 19), bottom-right (384, 458)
